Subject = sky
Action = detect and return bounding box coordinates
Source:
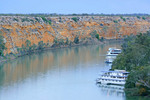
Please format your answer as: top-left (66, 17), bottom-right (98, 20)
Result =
top-left (0, 0), bottom-right (150, 14)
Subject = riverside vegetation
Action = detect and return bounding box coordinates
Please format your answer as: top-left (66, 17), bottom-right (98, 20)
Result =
top-left (112, 31), bottom-right (150, 96)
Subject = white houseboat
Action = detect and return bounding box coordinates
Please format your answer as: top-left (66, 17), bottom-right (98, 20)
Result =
top-left (106, 48), bottom-right (122, 56)
top-left (96, 70), bottom-right (129, 85)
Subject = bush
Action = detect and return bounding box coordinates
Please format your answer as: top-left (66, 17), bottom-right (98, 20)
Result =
top-left (58, 39), bottom-right (64, 45)
top-left (54, 38), bottom-right (58, 44)
top-left (113, 20), bottom-right (118, 23)
top-left (90, 30), bottom-right (97, 38)
top-left (0, 32), bottom-right (6, 56)
top-left (65, 38), bottom-right (69, 45)
top-left (72, 17), bottom-right (79, 22)
top-left (95, 34), bottom-right (99, 40)
top-left (142, 17), bottom-right (146, 20)
top-left (13, 18), bottom-right (19, 22)
top-left (21, 18), bottom-right (30, 22)
top-left (41, 16), bottom-right (51, 25)
top-left (120, 16), bottom-right (126, 22)
top-left (35, 17), bottom-right (40, 22)
top-left (100, 37), bottom-right (104, 42)
top-left (31, 43), bottom-right (37, 50)
top-left (25, 40), bottom-right (31, 51)
top-left (74, 36), bottom-right (79, 44)
top-left (137, 16), bottom-right (141, 19)
top-left (38, 41), bottom-right (45, 50)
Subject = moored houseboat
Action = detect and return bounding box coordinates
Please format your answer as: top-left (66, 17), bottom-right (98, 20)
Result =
top-left (96, 70), bottom-right (129, 85)
top-left (106, 48), bottom-right (122, 56)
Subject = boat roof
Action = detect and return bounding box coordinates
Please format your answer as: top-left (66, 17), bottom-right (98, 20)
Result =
top-left (101, 70), bottom-right (129, 74)
top-left (101, 74), bottom-right (128, 78)
top-left (109, 48), bottom-right (121, 50)
top-left (99, 78), bottom-right (126, 81)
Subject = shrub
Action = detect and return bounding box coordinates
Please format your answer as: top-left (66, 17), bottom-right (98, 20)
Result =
top-left (74, 36), bottom-right (79, 44)
top-left (95, 34), bottom-right (99, 40)
top-left (71, 17), bottom-right (79, 22)
top-left (65, 38), bottom-right (69, 45)
top-left (90, 30), bottom-right (97, 38)
top-left (25, 40), bottom-right (31, 47)
top-left (48, 20), bottom-right (51, 25)
top-left (0, 32), bottom-right (6, 56)
top-left (38, 41), bottom-right (45, 50)
top-left (31, 43), bottom-right (37, 50)
top-left (100, 37), bottom-right (104, 42)
top-left (13, 18), bottom-right (19, 22)
top-left (54, 38), bottom-right (58, 44)
top-left (137, 16), bottom-right (141, 19)
top-left (35, 17), bottom-right (40, 22)
top-left (41, 16), bottom-right (51, 25)
top-left (113, 20), bottom-right (118, 23)
top-left (59, 39), bottom-right (64, 45)
top-left (21, 18), bottom-right (30, 22)
top-left (120, 16), bottom-right (126, 22)
top-left (25, 40), bottom-right (32, 51)
top-left (21, 44), bottom-right (26, 52)
top-left (142, 17), bottom-right (146, 20)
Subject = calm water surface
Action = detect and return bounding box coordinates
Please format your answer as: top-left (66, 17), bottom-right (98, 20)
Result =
top-left (0, 42), bottom-right (148, 100)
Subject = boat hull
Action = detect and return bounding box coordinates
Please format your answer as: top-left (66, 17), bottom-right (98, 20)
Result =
top-left (106, 54), bottom-right (118, 56)
top-left (96, 79), bottom-right (125, 85)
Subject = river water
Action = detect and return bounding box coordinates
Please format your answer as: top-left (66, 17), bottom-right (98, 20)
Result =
top-left (0, 42), bottom-right (148, 100)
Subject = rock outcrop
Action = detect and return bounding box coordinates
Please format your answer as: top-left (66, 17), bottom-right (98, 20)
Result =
top-left (0, 16), bottom-right (150, 54)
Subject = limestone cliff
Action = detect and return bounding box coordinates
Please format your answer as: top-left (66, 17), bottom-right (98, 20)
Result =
top-left (0, 16), bottom-right (150, 54)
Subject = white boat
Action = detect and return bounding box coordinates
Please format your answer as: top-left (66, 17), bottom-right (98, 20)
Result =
top-left (96, 70), bottom-right (129, 85)
top-left (106, 48), bottom-right (122, 56)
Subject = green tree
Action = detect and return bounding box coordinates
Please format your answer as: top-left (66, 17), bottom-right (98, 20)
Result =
top-left (25, 40), bottom-right (32, 52)
top-left (74, 36), bottom-right (79, 44)
top-left (112, 32), bottom-right (150, 96)
top-left (59, 39), bottom-right (64, 45)
top-left (95, 34), bottom-right (99, 40)
top-left (38, 41), bottom-right (45, 50)
top-left (65, 38), bottom-right (69, 45)
top-left (54, 38), bottom-right (58, 44)
top-left (25, 40), bottom-right (31, 47)
top-left (31, 43), bottom-right (37, 50)
top-left (0, 32), bottom-right (6, 56)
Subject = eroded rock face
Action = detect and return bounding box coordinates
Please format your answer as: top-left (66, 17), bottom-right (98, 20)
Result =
top-left (0, 16), bottom-right (150, 54)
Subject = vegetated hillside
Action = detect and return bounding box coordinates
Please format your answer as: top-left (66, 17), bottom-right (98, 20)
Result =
top-left (0, 16), bottom-right (150, 55)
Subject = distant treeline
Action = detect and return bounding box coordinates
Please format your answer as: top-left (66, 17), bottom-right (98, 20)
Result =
top-left (0, 13), bottom-right (150, 17)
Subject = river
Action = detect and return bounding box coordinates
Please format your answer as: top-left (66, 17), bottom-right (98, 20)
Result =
top-left (0, 42), bottom-right (148, 100)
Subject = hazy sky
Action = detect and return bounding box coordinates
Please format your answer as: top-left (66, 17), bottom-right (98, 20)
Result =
top-left (1, 0), bottom-right (150, 14)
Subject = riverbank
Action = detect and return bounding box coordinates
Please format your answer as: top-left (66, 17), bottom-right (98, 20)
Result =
top-left (0, 38), bottom-right (102, 63)
top-left (0, 38), bottom-right (123, 64)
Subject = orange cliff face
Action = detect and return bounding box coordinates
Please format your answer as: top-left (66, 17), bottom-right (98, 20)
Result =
top-left (0, 16), bottom-right (150, 54)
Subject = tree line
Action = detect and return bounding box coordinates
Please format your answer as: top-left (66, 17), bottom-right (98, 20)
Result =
top-left (112, 31), bottom-right (150, 96)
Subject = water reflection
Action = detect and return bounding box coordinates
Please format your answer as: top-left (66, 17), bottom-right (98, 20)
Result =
top-left (0, 42), bottom-right (128, 100)
top-left (96, 84), bottom-right (125, 97)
